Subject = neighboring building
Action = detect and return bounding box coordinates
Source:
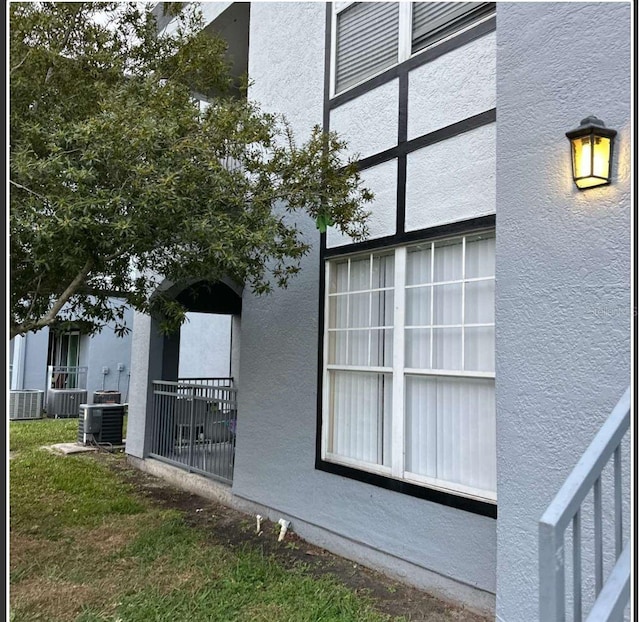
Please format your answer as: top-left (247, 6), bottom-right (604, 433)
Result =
top-left (126, 3), bottom-right (632, 620)
top-left (9, 307), bottom-right (135, 407)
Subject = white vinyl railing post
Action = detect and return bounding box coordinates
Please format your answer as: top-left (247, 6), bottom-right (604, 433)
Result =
top-left (539, 387), bottom-right (630, 622)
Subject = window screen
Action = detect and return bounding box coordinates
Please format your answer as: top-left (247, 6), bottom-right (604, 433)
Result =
top-left (335, 2), bottom-right (399, 94)
top-left (411, 2), bottom-right (495, 54)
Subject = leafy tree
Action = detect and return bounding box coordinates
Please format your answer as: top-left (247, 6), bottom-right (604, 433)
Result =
top-left (10, 2), bottom-right (372, 339)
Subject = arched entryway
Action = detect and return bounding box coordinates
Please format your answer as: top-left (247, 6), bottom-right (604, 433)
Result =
top-left (131, 277), bottom-right (242, 484)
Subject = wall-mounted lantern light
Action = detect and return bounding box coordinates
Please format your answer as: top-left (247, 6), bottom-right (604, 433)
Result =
top-left (566, 116), bottom-right (616, 190)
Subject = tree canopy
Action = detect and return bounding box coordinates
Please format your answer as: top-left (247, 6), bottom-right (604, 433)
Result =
top-left (9, 2), bottom-right (372, 339)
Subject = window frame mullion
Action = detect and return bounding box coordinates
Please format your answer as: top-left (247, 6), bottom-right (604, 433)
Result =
top-left (398, 2), bottom-right (413, 64)
top-left (391, 246), bottom-right (406, 479)
top-left (321, 260), bottom-right (333, 461)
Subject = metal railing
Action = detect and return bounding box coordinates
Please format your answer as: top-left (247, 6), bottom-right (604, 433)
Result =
top-left (149, 379), bottom-right (237, 483)
top-left (47, 365), bottom-right (88, 390)
top-left (178, 377), bottom-right (235, 387)
top-left (539, 387), bottom-right (631, 621)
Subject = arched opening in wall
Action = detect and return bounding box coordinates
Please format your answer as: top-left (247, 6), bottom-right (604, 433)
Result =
top-left (149, 278), bottom-right (242, 484)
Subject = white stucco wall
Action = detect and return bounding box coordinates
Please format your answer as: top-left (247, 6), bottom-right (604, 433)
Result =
top-left (326, 158), bottom-right (398, 247)
top-left (330, 79), bottom-right (399, 160)
top-left (405, 122), bottom-right (496, 231)
top-left (408, 31), bottom-right (496, 139)
top-left (495, 3), bottom-right (631, 621)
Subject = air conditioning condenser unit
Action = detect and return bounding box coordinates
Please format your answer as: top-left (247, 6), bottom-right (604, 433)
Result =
top-left (9, 390), bottom-right (44, 420)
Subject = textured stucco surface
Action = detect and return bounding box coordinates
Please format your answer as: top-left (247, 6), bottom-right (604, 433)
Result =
top-left (84, 306), bottom-right (133, 398)
top-left (326, 159), bottom-right (398, 248)
top-left (495, 4), bottom-right (631, 622)
top-left (21, 329), bottom-right (49, 391)
top-left (330, 79), bottom-right (399, 160)
top-left (126, 311), bottom-right (165, 458)
top-left (230, 1), bottom-right (497, 602)
top-left (178, 313), bottom-right (232, 379)
top-left (408, 32), bottom-right (496, 140)
top-left (405, 122), bottom-right (496, 231)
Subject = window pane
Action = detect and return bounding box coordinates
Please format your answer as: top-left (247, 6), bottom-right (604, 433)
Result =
top-left (347, 330), bottom-right (369, 365)
top-left (336, 2), bottom-right (399, 93)
top-left (465, 233), bottom-right (495, 278)
top-left (406, 245), bottom-right (432, 285)
top-left (433, 237), bottom-right (462, 282)
top-left (405, 375), bottom-right (438, 477)
top-left (406, 286), bottom-right (431, 326)
top-left (328, 331), bottom-right (348, 365)
top-left (464, 280), bottom-right (495, 324)
top-left (464, 326), bottom-right (495, 372)
top-left (434, 377), bottom-right (496, 493)
top-left (372, 253), bottom-right (394, 288)
top-left (350, 257), bottom-right (371, 291)
top-left (371, 290), bottom-right (394, 327)
top-left (328, 371), bottom-right (392, 467)
top-left (348, 292), bottom-right (370, 327)
top-left (433, 327), bottom-right (462, 369)
top-left (330, 260), bottom-right (349, 294)
top-left (405, 376), bottom-right (496, 493)
top-left (433, 283), bottom-right (462, 324)
top-left (370, 328), bottom-right (393, 366)
top-left (405, 327), bottom-right (431, 368)
top-left (328, 295), bottom-right (348, 329)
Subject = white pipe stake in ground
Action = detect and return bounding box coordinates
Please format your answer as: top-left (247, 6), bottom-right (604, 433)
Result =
top-left (256, 514), bottom-right (264, 534)
top-left (277, 518), bottom-right (291, 542)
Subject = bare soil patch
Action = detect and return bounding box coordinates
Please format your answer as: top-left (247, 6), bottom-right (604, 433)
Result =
top-left (98, 452), bottom-right (491, 622)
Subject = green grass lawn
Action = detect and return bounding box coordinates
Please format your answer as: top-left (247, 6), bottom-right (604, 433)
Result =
top-left (9, 419), bottom-right (400, 622)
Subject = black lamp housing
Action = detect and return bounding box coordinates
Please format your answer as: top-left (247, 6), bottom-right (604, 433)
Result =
top-left (566, 116), bottom-right (617, 190)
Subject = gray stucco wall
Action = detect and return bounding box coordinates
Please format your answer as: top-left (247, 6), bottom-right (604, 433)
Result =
top-left (126, 310), bottom-right (166, 458)
top-left (85, 306), bottom-right (134, 398)
top-left (21, 328), bottom-right (49, 390)
top-left (178, 313), bottom-right (232, 379)
top-left (231, 1), bottom-right (497, 605)
top-left (495, 3), bottom-right (631, 621)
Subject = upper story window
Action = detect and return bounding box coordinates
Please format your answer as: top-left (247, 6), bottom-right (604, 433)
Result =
top-left (332, 2), bottom-right (496, 96)
top-left (335, 2), bottom-right (399, 94)
top-left (411, 2), bottom-right (495, 54)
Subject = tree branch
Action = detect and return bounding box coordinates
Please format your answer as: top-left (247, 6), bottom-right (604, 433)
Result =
top-left (11, 258), bottom-right (94, 339)
top-left (31, 4), bottom-right (85, 112)
top-left (10, 49), bottom-right (32, 75)
top-left (10, 179), bottom-right (48, 201)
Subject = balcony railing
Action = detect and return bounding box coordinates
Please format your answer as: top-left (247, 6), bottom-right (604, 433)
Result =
top-left (149, 378), bottom-right (237, 483)
top-left (539, 387), bottom-right (631, 621)
top-left (47, 365), bottom-right (88, 390)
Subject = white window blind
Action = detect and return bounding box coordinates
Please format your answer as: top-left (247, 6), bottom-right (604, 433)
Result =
top-left (335, 2), bottom-right (399, 94)
top-left (411, 2), bottom-right (495, 54)
top-left (323, 232), bottom-right (496, 501)
top-left (326, 253), bottom-right (395, 468)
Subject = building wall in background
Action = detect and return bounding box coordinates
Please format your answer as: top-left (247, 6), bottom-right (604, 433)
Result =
top-left (10, 305), bottom-right (134, 401)
top-left (178, 313), bottom-right (232, 379)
